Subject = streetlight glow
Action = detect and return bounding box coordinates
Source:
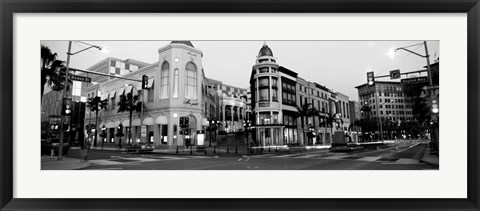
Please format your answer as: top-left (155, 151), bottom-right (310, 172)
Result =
top-left (387, 48), bottom-right (396, 59)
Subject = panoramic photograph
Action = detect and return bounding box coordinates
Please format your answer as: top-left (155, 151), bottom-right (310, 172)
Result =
top-left (40, 40), bottom-right (440, 170)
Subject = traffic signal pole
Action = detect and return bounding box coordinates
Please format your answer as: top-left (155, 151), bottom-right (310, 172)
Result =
top-left (57, 41), bottom-right (72, 161)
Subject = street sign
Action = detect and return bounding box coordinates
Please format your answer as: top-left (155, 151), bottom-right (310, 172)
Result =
top-left (401, 76), bottom-right (428, 84)
top-left (69, 75), bottom-right (92, 83)
top-left (426, 85), bottom-right (439, 90)
top-left (141, 125), bottom-right (147, 137)
top-left (389, 69), bottom-right (401, 79)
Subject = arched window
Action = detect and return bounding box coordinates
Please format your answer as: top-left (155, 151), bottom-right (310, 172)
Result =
top-left (160, 62), bottom-right (169, 99)
top-left (185, 62), bottom-right (197, 99)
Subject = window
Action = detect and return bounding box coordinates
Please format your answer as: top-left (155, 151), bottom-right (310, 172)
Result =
top-left (259, 112), bottom-right (271, 125)
top-left (272, 89), bottom-right (278, 102)
top-left (272, 112), bottom-right (279, 124)
top-left (259, 88), bottom-right (270, 101)
top-left (259, 67), bottom-right (269, 73)
top-left (185, 62), bottom-right (197, 99)
top-left (272, 78), bottom-right (278, 87)
top-left (173, 69), bottom-right (179, 98)
top-left (160, 62), bottom-right (169, 99)
top-left (259, 77), bottom-right (269, 87)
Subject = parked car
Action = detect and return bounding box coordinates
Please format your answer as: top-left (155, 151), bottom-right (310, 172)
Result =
top-left (41, 138), bottom-right (70, 155)
top-left (125, 143), bottom-right (154, 153)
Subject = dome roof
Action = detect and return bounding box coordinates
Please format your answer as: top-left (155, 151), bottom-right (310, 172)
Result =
top-left (258, 42), bottom-right (273, 57)
top-left (170, 41), bottom-right (194, 47)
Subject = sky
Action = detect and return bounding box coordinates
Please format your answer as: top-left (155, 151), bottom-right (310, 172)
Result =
top-left (41, 40), bottom-right (439, 101)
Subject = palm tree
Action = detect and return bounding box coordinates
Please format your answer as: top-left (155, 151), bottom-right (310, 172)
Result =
top-left (297, 103), bottom-right (320, 146)
top-left (117, 92), bottom-right (142, 145)
top-left (41, 45), bottom-right (65, 101)
top-left (86, 96), bottom-right (108, 147)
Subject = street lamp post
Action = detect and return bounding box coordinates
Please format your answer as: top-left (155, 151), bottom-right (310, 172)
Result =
top-left (395, 41), bottom-right (437, 150)
top-left (57, 41), bottom-right (102, 161)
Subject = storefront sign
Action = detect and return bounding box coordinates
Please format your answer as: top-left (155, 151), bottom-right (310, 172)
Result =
top-left (183, 99), bottom-right (199, 106)
top-left (401, 76), bottom-right (428, 84)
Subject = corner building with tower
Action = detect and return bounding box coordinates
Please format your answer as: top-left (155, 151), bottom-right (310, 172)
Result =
top-left (249, 43), bottom-right (352, 147)
top-left (84, 41), bottom-right (247, 148)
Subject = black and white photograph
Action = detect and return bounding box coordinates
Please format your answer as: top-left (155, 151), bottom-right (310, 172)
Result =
top-left (40, 40), bottom-right (440, 170)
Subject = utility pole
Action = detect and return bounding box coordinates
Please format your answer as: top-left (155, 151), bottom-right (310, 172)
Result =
top-left (57, 41), bottom-right (72, 161)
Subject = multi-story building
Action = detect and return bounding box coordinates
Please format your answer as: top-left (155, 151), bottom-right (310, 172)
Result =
top-left (41, 57), bottom-right (148, 145)
top-left (250, 43), bottom-right (351, 147)
top-left (206, 78), bottom-right (248, 133)
top-left (355, 81), bottom-right (416, 140)
top-left (249, 43), bottom-right (293, 146)
top-left (84, 41), bottom-right (246, 148)
top-left (349, 100), bottom-right (361, 131)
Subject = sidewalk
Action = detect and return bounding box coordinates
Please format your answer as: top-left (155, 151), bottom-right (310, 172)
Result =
top-left (420, 147), bottom-right (439, 166)
top-left (41, 155), bottom-right (91, 170)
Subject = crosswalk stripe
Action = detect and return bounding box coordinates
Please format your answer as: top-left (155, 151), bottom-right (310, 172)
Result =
top-left (356, 157), bottom-right (381, 162)
top-left (322, 155), bottom-right (349, 160)
top-left (293, 154), bottom-right (321, 158)
top-left (275, 154), bottom-right (304, 158)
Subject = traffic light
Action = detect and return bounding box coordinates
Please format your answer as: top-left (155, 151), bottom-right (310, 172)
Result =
top-left (431, 98), bottom-right (439, 113)
top-left (116, 123), bottom-right (124, 137)
top-left (51, 124), bottom-right (59, 131)
top-left (101, 126), bottom-right (107, 137)
top-left (367, 71), bottom-right (375, 86)
top-left (62, 97), bottom-right (72, 116)
top-left (141, 75), bottom-right (148, 89)
top-left (180, 116), bottom-right (189, 128)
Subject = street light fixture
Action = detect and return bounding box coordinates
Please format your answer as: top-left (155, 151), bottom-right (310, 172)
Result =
top-left (57, 41), bottom-right (104, 161)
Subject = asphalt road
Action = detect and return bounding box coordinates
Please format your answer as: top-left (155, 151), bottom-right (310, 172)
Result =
top-left (66, 140), bottom-right (437, 170)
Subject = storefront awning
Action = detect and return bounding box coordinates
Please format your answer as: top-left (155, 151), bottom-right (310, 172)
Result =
top-left (202, 118), bottom-right (209, 126)
top-left (143, 117), bottom-right (155, 125)
top-left (106, 121), bottom-right (115, 128)
top-left (122, 119), bottom-right (130, 127)
top-left (125, 86), bottom-right (133, 94)
top-left (131, 118), bottom-right (141, 126)
top-left (100, 93), bottom-right (109, 101)
top-left (113, 121), bottom-right (122, 127)
top-left (155, 115), bottom-right (168, 124)
top-left (118, 87), bottom-right (125, 96)
top-left (110, 90), bottom-right (116, 98)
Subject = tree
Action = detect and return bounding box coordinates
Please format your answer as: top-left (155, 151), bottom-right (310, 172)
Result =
top-left (117, 92), bottom-right (142, 146)
top-left (41, 45), bottom-right (66, 102)
top-left (403, 83), bottom-right (431, 124)
top-left (297, 103), bottom-right (320, 145)
top-left (86, 96), bottom-right (108, 147)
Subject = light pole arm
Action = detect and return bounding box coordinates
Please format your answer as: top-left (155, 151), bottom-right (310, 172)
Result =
top-left (68, 46), bottom-right (101, 56)
top-left (395, 47), bottom-right (427, 58)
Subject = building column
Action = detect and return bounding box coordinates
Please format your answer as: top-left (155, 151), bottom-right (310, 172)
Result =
top-left (222, 105), bottom-right (225, 130)
top-left (230, 105), bottom-right (234, 131)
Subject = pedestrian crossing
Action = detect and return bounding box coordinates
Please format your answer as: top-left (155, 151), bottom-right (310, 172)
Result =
top-left (89, 155), bottom-right (210, 166)
top-left (249, 153), bottom-right (423, 164)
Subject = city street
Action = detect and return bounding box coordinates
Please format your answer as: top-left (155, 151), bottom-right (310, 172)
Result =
top-left (63, 139), bottom-right (438, 170)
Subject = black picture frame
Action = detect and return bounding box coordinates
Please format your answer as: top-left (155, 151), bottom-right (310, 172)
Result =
top-left (1, 0), bottom-right (479, 210)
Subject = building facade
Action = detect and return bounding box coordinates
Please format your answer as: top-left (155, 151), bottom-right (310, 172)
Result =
top-left (356, 81), bottom-right (416, 123)
top-left (84, 41), bottom-right (246, 148)
top-left (250, 43), bottom-right (351, 147)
